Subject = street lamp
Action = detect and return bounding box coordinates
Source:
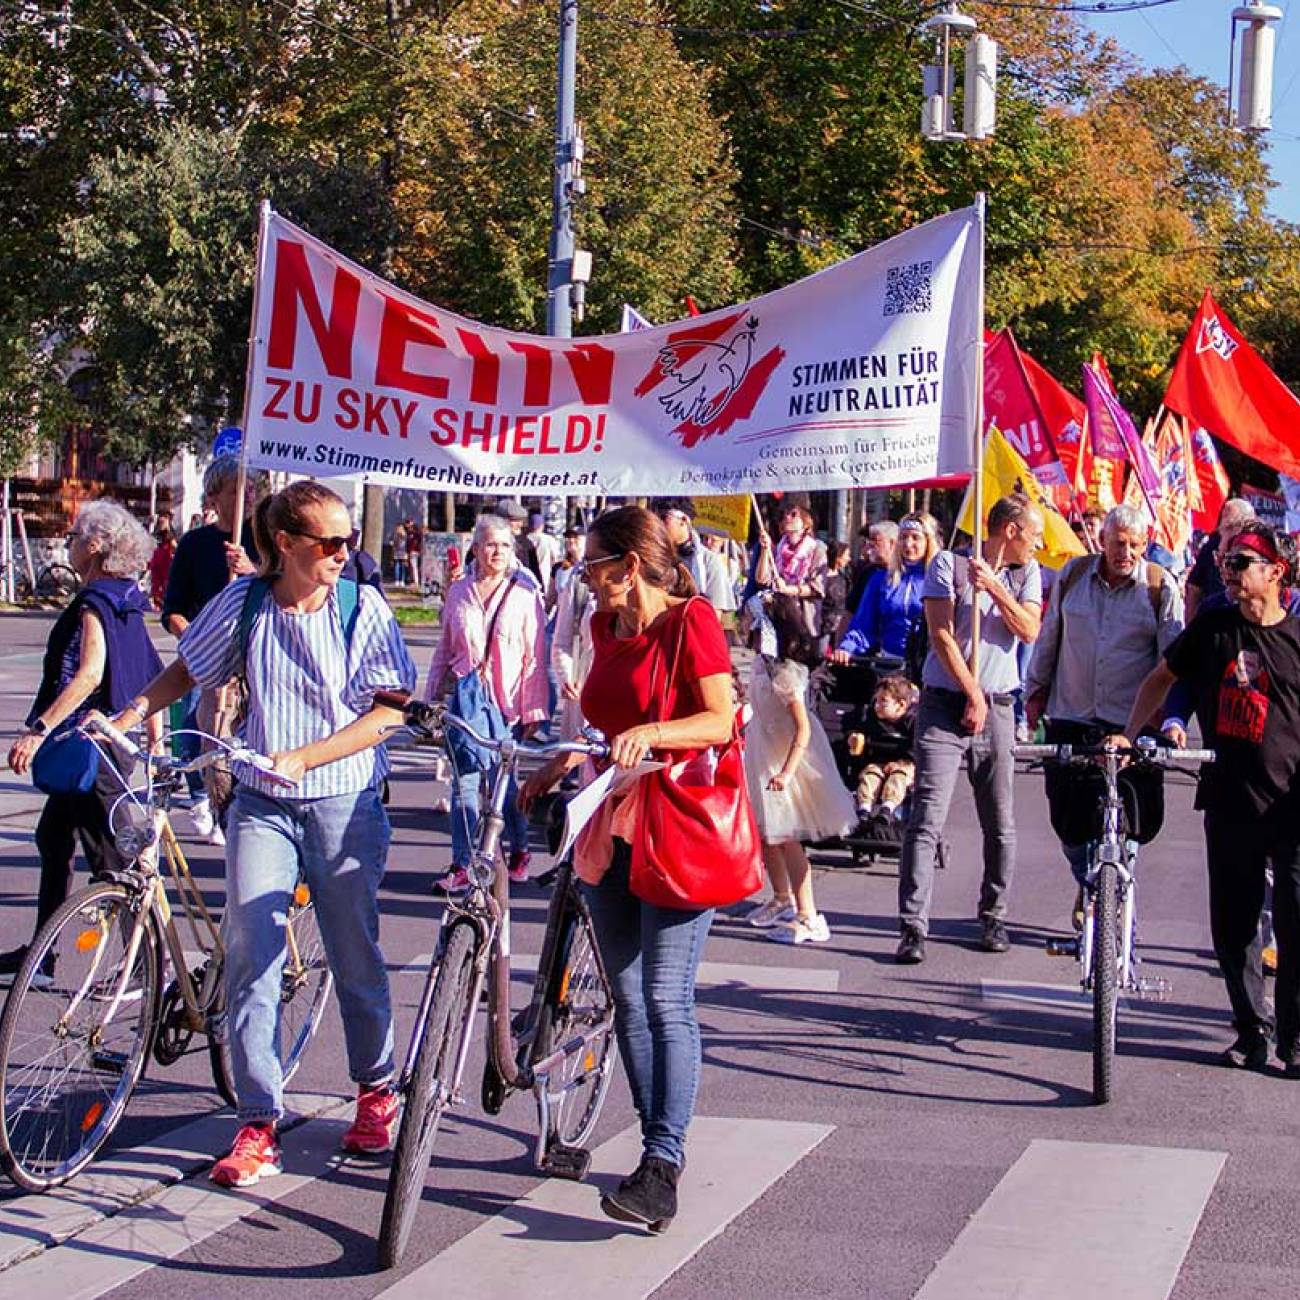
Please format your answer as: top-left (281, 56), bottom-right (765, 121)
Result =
top-left (1229, 0), bottom-right (1284, 133)
top-left (921, 4), bottom-right (997, 143)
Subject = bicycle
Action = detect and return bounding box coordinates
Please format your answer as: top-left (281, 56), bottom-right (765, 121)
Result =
top-left (0, 560), bottom-right (79, 607)
top-left (372, 690), bottom-right (616, 1270)
top-left (1014, 737), bottom-right (1214, 1104)
top-left (0, 718), bottom-right (332, 1191)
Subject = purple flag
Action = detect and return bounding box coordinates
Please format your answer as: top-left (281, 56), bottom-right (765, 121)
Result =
top-left (1082, 362), bottom-right (1161, 499)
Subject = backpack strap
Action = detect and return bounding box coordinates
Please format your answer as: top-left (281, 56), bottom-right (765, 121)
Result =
top-left (336, 577), bottom-right (361, 646)
top-left (1144, 561), bottom-right (1164, 618)
top-left (237, 577), bottom-right (273, 670)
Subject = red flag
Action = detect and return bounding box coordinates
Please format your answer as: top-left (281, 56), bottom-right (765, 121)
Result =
top-left (983, 330), bottom-right (1068, 489)
top-left (1165, 290), bottom-right (1300, 478)
top-left (1189, 426), bottom-right (1231, 531)
top-left (1148, 410), bottom-right (1194, 555)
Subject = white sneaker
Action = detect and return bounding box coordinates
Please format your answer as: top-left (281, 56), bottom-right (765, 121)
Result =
top-left (208, 824), bottom-right (227, 848)
top-left (189, 798), bottom-right (216, 839)
top-left (746, 897), bottom-right (796, 929)
top-left (769, 913), bottom-right (831, 945)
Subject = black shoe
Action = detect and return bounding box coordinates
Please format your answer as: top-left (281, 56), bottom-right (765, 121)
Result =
top-left (0, 946), bottom-right (28, 987)
top-left (895, 927), bottom-right (926, 965)
top-left (1220, 1032), bottom-right (1270, 1071)
top-left (1281, 1060), bottom-right (1300, 1081)
top-left (980, 917), bottom-right (1010, 953)
top-left (600, 1156), bottom-right (679, 1233)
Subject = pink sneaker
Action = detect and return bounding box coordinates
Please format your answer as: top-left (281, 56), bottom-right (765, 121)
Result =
top-left (432, 866), bottom-right (470, 895)
top-left (507, 851), bottom-right (531, 883)
top-left (341, 1085), bottom-right (399, 1154)
top-left (211, 1123), bottom-right (282, 1188)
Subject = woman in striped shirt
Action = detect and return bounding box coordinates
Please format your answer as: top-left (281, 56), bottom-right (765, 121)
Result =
top-left (108, 480), bottom-right (417, 1190)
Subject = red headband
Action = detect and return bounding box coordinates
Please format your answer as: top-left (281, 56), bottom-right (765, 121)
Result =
top-left (1232, 530), bottom-right (1281, 564)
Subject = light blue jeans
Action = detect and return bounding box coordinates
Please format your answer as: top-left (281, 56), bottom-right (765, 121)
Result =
top-left (582, 844), bottom-right (714, 1168)
top-left (449, 757), bottom-right (529, 868)
top-left (224, 785), bottom-right (395, 1123)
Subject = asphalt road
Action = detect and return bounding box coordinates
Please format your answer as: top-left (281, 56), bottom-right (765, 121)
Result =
top-left (0, 608), bottom-right (1294, 1299)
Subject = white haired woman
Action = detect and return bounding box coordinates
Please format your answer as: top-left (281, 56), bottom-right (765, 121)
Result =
top-left (2, 500), bottom-right (164, 980)
top-left (425, 513), bottom-right (549, 892)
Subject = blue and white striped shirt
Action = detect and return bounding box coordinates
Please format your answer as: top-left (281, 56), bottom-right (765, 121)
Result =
top-left (179, 577), bottom-right (417, 800)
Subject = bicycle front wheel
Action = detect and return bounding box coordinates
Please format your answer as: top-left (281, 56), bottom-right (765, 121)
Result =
top-left (1091, 860), bottom-right (1120, 1105)
top-left (0, 883), bottom-right (161, 1191)
top-left (378, 920), bottom-right (479, 1271)
top-left (532, 904), bottom-right (616, 1150)
top-left (36, 564), bottom-right (79, 605)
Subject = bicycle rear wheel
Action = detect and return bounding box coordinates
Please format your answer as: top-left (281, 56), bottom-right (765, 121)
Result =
top-left (0, 883), bottom-right (161, 1191)
top-left (377, 920), bottom-right (478, 1270)
top-left (1091, 860), bottom-right (1120, 1105)
top-left (36, 563), bottom-right (79, 605)
top-left (531, 903), bottom-right (615, 1150)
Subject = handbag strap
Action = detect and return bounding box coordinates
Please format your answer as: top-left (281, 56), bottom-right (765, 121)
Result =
top-left (475, 573), bottom-right (518, 678)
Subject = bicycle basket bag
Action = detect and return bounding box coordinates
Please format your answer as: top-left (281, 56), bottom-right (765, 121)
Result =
top-left (1046, 761), bottom-right (1165, 846)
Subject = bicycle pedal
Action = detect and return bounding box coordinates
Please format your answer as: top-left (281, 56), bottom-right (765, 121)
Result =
top-left (540, 1141), bottom-right (591, 1181)
top-left (90, 1049), bottom-right (128, 1075)
top-left (1134, 977), bottom-right (1171, 1001)
top-left (1045, 937), bottom-right (1079, 958)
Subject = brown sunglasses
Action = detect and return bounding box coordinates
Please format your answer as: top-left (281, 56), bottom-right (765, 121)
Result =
top-left (291, 529), bottom-right (359, 557)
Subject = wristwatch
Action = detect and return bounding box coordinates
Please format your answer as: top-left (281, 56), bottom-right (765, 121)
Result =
top-left (27, 718), bottom-right (48, 737)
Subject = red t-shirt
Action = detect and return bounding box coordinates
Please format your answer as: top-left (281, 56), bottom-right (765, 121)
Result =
top-left (582, 597), bottom-right (731, 742)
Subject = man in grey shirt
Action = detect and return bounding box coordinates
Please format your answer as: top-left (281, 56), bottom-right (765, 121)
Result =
top-left (1023, 503), bottom-right (1183, 912)
top-left (897, 494), bottom-right (1044, 964)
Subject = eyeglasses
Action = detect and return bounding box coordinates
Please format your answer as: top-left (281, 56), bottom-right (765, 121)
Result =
top-left (575, 552), bottom-right (624, 579)
top-left (1223, 553), bottom-right (1273, 574)
top-left (292, 529), bottom-right (359, 557)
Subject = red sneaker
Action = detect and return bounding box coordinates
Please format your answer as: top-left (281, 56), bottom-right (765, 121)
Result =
top-left (507, 850), bottom-right (531, 883)
top-left (341, 1085), bottom-right (399, 1154)
top-left (210, 1123), bottom-right (282, 1188)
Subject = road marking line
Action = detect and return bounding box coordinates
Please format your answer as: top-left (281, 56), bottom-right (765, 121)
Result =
top-left (0, 1117), bottom-right (350, 1297)
top-left (374, 1116), bottom-right (833, 1300)
top-left (0, 1091), bottom-right (348, 1274)
top-left (980, 978), bottom-right (1132, 1011)
top-left (401, 952), bottom-right (839, 992)
top-left (914, 1138), bottom-right (1225, 1300)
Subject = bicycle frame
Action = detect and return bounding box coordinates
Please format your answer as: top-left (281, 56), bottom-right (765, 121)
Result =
top-left (1077, 753), bottom-right (1139, 996)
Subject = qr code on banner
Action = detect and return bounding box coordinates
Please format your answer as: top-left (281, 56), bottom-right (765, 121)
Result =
top-left (884, 261), bottom-right (933, 316)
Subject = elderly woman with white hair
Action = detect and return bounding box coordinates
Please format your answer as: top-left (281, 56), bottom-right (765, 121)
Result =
top-left (2, 500), bottom-right (164, 981)
top-left (425, 513), bottom-right (549, 893)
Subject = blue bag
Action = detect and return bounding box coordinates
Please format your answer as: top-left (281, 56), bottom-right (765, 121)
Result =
top-left (445, 575), bottom-right (516, 774)
top-left (32, 728), bottom-right (101, 796)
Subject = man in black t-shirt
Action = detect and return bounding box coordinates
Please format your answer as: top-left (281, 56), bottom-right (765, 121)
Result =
top-left (1120, 523), bottom-right (1300, 1075)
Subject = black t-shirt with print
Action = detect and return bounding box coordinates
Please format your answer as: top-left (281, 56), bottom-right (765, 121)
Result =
top-left (1164, 605), bottom-right (1300, 823)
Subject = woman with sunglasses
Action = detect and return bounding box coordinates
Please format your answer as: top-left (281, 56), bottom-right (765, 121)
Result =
top-left (107, 480), bottom-right (417, 1188)
top-left (1118, 522), bottom-right (1300, 1077)
top-left (521, 506), bottom-right (735, 1233)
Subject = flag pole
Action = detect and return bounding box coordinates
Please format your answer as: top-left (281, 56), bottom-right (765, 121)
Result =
top-left (969, 193), bottom-right (987, 681)
top-left (231, 199), bottom-right (273, 558)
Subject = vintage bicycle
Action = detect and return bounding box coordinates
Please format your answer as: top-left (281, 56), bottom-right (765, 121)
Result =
top-left (372, 691), bottom-right (616, 1270)
top-left (0, 718), bottom-right (332, 1191)
top-left (1015, 737), bottom-right (1214, 1104)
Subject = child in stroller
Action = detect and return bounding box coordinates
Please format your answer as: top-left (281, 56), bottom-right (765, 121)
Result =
top-left (845, 674), bottom-right (918, 833)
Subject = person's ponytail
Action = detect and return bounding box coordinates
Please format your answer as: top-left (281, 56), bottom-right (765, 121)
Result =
top-left (252, 495), bottom-right (278, 576)
top-left (673, 562), bottom-right (698, 598)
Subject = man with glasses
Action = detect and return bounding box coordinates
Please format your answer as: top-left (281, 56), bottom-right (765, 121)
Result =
top-left (895, 493), bottom-right (1044, 964)
top-left (654, 498), bottom-right (737, 614)
top-left (1118, 523), bottom-right (1300, 1076)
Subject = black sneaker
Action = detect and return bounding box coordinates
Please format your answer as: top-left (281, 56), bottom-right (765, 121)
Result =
top-left (980, 918), bottom-right (1010, 953)
top-left (600, 1156), bottom-right (679, 1233)
top-left (895, 927), bottom-right (926, 965)
top-left (1220, 1032), bottom-right (1270, 1072)
top-left (1281, 1060), bottom-right (1300, 1081)
top-left (0, 946), bottom-right (28, 987)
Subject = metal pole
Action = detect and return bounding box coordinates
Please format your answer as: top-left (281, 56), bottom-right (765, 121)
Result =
top-left (232, 199), bottom-right (273, 563)
top-left (970, 193), bottom-right (987, 679)
top-left (1, 480), bottom-right (11, 604)
top-left (546, 0), bottom-right (579, 340)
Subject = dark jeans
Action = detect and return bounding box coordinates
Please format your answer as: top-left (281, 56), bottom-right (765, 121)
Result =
top-left (898, 688), bottom-right (1017, 935)
top-left (582, 844), bottom-right (713, 1168)
top-left (33, 787), bottom-right (125, 935)
top-left (1204, 812), bottom-right (1300, 1057)
top-left (177, 687), bottom-right (204, 799)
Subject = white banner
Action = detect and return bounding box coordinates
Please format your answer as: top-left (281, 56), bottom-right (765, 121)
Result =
top-left (245, 206), bottom-right (982, 495)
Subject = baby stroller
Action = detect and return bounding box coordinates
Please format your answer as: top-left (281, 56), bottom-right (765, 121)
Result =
top-left (813, 652), bottom-right (949, 871)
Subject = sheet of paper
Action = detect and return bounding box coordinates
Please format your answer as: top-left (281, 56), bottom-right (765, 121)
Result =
top-left (556, 760), bottom-right (663, 863)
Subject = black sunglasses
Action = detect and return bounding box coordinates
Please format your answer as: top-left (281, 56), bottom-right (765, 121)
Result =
top-left (1223, 553), bottom-right (1273, 574)
top-left (575, 552), bottom-right (625, 579)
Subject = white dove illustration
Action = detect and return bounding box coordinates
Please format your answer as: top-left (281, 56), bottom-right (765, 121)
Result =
top-left (655, 316), bottom-right (758, 426)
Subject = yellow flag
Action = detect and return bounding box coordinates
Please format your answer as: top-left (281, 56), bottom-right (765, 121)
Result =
top-left (957, 426), bottom-right (1086, 570)
top-left (691, 494), bottom-right (751, 542)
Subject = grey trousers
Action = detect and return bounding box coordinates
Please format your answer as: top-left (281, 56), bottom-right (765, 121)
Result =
top-left (898, 689), bottom-right (1017, 935)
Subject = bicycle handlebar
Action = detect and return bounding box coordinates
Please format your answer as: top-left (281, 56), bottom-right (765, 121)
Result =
top-left (374, 689), bottom-right (610, 762)
top-left (1013, 741), bottom-right (1216, 764)
top-left (81, 718), bottom-right (298, 787)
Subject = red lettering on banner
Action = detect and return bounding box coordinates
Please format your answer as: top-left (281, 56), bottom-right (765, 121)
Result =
top-left (376, 297), bottom-right (451, 400)
top-left (392, 399), bottom-right (417, 439)
top-left (431, 408), bottom-right (458, 446)
top-left (267, 240), bottom-right (358, 379)
top-left (538, 416), bottom-right (561, 455)
top-left (508, 342), bottom-right (552, 407)
top-left (262, 377), bottom-right (291, 420)
top-left (565, 343), bottom-right (614, 405)
top-left (336, 388), bottom-right (360, 430)
top-left (512, 416), bottom-right (537, 454)
top-left (458, 329), bottom-right (500, 405)
top-left (463, 408), bottom-right (495, 453)
top-left (363, 393), bottom-right (392, 436)
top-left (293, 382), bottom-right (322, 424)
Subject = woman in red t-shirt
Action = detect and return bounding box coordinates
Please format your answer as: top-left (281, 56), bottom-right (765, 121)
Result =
top-left (521, 506), bottom-right (733, 1233)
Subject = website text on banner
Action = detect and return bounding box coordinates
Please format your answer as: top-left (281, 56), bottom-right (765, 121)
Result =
top-left (245, 207), bottom-right (983, 496)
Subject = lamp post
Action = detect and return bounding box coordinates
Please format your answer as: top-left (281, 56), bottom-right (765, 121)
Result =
top-left (1229, 0), bottom-right (1284, 133)
top-left (921, 4), bottom-right (997, 143)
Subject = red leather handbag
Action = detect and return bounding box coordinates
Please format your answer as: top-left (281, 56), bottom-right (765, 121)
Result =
top-left (629, 601), bottom-right (764, 910)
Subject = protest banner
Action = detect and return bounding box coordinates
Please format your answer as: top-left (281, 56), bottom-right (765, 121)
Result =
top-left (692, 495), bottom-right (751, 541)
top-left (983, 329), bottom-right (1067, 488)
top-left (241, 206), bottom-right (983, 496)
top-left (1242, 484), bottom-right (1287, 530)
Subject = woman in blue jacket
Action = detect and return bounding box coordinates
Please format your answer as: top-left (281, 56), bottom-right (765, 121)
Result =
top-left (834, 513), bottom-right (938, 660)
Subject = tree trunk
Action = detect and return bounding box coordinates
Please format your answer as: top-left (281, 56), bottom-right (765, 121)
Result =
top-left (362, 483), bottom-right (386, 569)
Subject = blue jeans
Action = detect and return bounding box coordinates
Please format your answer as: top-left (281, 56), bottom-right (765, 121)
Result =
top-left (224, 785), bottom-right (395, 1123)
top-left (449, 755), bottom-right (529, 868)
top-left (582, 844), bottom-right (714, 1168)
top-left (177, 688), bottom-right (203, 799)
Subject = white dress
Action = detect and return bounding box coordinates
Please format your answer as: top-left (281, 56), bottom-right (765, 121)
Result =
top-left (744, 658), bottom-right (855, 845)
